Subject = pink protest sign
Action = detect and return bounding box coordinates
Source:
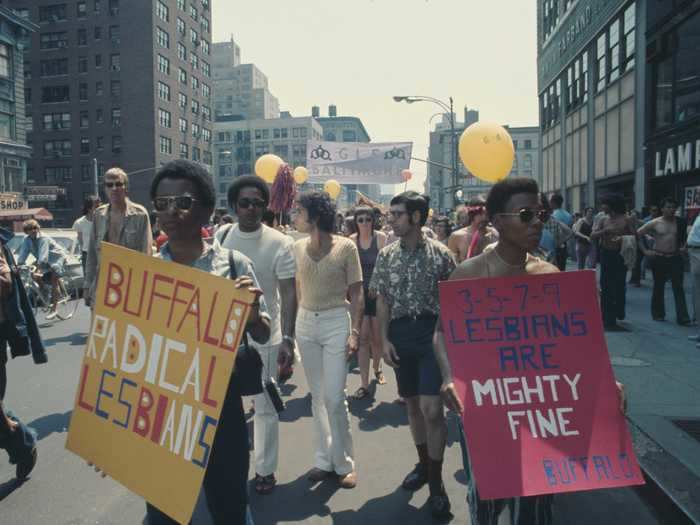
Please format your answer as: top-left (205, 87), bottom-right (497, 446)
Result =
top-left (439, 270), bottom-right (643, 499)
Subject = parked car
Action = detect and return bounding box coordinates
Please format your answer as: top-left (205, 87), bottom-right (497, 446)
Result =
top-left (6, 228), bottom-right (84, 293)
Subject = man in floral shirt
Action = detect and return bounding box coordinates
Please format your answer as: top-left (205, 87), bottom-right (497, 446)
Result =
top-left (370, 191), bottom-right (456, 521)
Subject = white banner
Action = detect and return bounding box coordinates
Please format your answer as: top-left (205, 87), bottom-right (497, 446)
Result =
top-left (306, 141), bottom-right (412, 184)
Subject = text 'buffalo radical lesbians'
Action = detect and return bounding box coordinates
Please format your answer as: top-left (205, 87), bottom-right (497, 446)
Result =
top-left (439, 271), bottom-right (643, 500)
top-left (66, 243), bottom-right (254, 524)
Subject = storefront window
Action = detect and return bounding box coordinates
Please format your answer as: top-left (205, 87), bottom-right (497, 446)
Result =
top-left (675, 10), bottom-right (700, 122)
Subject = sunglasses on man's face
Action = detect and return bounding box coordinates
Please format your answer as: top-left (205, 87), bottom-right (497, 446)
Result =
top-left (237, 198), bottom-right (266, 210)
top-left (497, 208), bottom-right (549, 224)
top-left (105, 181), bottom-right (125, 189)
top-left (356, 216), bottom-right (372, 224)
top-left (153, 195), bottom-right (198, 212)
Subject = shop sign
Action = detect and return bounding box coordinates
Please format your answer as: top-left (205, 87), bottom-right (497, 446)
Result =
top-left (25, 185), bottom-right (65, 201)
top-left (0, 192), bottom-right (28, 210)
top-left (654, 139), bottom-right (700, 177)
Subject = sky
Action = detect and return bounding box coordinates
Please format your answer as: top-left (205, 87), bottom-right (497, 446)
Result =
top-left (211, 0), bottom-right (539, 193)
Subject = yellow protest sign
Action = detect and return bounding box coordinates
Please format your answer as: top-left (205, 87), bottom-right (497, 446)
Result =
top-left (66, 243), bottom-right (253, 524)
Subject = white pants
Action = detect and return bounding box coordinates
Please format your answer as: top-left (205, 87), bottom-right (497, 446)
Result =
top-left (252, 343), bottom-right (279, 477)
top-left (296, 306), bottom-right (354, 475)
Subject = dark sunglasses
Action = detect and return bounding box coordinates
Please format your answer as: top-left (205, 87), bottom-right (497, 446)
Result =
top-left (153, 195), bottom-right (198, 212)
top-left (356, 216), bottom-right (372, 224)
top-left (237, 198), bottom-right (266, 210)
top-left (497, 208), bottom-right (549, 223)
top-left (105, 181), bottom-right (125, 189)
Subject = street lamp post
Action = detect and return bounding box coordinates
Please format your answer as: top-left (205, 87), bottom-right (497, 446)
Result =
top-left (393, 95), bottom-right (459, 208)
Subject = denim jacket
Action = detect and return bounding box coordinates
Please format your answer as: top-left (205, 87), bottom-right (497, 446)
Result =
top-left (16, 234), bottom-right (67, 275)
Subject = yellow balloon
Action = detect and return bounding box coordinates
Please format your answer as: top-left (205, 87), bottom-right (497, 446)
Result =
top-left (255, 154), bottom-right (284, 183)
top-left (323, 179), bottom-right (341, 200)
top-left (458, 122), bottom-right (514, 183)
top-left (293, 166), bottom-right (309, 185)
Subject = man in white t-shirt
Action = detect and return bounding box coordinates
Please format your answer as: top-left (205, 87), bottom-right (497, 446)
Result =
top-left (72, 196), bottom-right (99, 277)
top-left (216, 175), bottom-right (297, 495)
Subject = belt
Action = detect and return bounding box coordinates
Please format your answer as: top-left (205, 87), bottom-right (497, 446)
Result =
top-left (392, 312), bottom-right (438, 323)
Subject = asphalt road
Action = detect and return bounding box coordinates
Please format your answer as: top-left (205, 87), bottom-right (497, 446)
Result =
top-left (0, 302), bottom-right (666, 524)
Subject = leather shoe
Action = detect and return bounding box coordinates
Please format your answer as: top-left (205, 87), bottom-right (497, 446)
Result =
top-left (307, 467), bottom-right (332, 482)
top-left (428, 491), bottom-right (452, 521)
top-left (338, 471), bottom-right (357, 489)
top-left (402, 463), bottom-right (428, 491)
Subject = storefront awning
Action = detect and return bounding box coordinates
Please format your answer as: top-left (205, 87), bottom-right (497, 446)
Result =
top-left (0, 207), bottom-right (54, 221)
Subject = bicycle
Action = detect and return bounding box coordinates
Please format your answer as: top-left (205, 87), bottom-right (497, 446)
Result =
top-left (18, 265), bottom-right (79, 321)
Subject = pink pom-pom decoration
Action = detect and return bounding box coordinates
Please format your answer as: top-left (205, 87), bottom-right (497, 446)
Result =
top-left (269, 163), bottom-right (296, 213)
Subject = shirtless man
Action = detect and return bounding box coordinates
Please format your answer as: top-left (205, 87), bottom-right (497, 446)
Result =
top-left (85, 167), bottom-right (152, 306)
top-left (637, 197), bottom-right (690, 325)
top-left (447, 197), bottom-right (498, 263)
top-left (434, 177), bottom-right (625, 525)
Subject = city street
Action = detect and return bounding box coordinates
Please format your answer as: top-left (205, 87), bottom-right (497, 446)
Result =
top-left (0, 286), bottom-right (677, 525)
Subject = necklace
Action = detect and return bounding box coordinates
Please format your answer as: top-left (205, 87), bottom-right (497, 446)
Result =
top-left (491, 247), bottom-right (527, 269)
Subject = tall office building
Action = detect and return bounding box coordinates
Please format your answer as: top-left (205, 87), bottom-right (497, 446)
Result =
top-left (212, 40), bottom-right (279, 121)
top-left (3, 0), bottom-right (214, 224)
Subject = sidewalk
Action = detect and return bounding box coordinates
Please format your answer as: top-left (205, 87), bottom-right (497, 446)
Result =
top-left (597, 267), bottom-right (700, 522)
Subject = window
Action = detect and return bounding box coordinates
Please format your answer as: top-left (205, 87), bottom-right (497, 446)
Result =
top-left (41, 86), bottom-right (70, 103)
top-left (202, 83), bottom-right (210, 98)
top-left (192, 146), bottom-right (200, 161)
top-left (77, 29), bottom-right (88, 46)
top-left (201, 40), bottom-right (209, 55)
top-left (202, 128), bottom-right (211, 143)
top-left (94, 26), bottom-right (102, 40)
top-left (95, 81), bottom-right (103, 96)
top-left (110, 80), bottom-right (121, 97)
top-left (157, 27), bottom-right (170, 49)
top-left (78, 56), bottom-right (88, 74)
top-left (109, 0), bottom-right (119, 15)
top-left (180, 143), bottom-right (188, 158)
top-left (177, 17), bottom-right (186, 35)
top-left (157, 54), bottom-right (170, 74)
top-left (201, 60), bottom-right (210, 77)
top-left (80, 111), bottom-right (89, 128)
top-left (111, 108), bottom-right (121, 127)
top-left (189, 4), bottom-right (198, 20)
top-left (40, 58), bottom-right (68, 77)
top-left (203, 150), bottom-right (212, 166)
top-left (608, 19), bottom-right (620, 83)
top-left (42, 112), bottom-right (71, 131)
top-left (110, 54), bottom-right (121, 71)
top-left (79, 83), bottom-right (88, 101)
top-left (178, 92), bottom-right (187, 109)
top-left (112, 135), bottom-right (122, 153)
top-left (524, 139), bottom-right (532, 149)
top-left (281, 128), bottom-right (288, 138)
top-left (190, 28), bottom-right (199, 46)
top-left (179, 117), bottom-right (187, 132)
top-left (109, 25), bottom-right (120, 43)
top-left (622, 3), bottom-right (636, 72)
top-left (45, 167), bottom-right (72, 182)
top-left (192, 122), bottom-right (200, 138)
top-left (96, 136), bottom-right (104, 151)
top-left (273, 128), bottom-right (281, 139)
top-left (43, 140), bottom-right (72, 157)
top-left (191, 53), bottom-right (199, 69)
top-left (95, 54), bottom-right (103, 68)
top-left (596, 33), bottom-right (607, 92)
top-left (342, 130), bottom-right (356, 141)
top-left (191, 76), bottom-right (199, 90)
top-left (158, 108), bottom-right (171, 128)
top-left (159, 136), bottom-right (172, 155)
top-left (201, 105), bottom-right (210, 121)
top-left (39, 5), bottom-right (67, 23)
top-left (178, 42), bottom-right (187, 61)
top-left (201, 17), bottom-right (210, 33)
top-left (80, 137), bottom-right (90, 154)
top-left (156, 0), bottom-right (169, 22)
top-left (94, 0), bottom-right (101, 13)
top-left (77, 1), bottom-right (87, 18)
top-left (191, 99), bottom-right (199, 114)
top-left (81, 164), bottom-right (91, 181)
top-left (158, 81), bottom-right (170, 101)
top-left (40, 32), bottom-right (68, 50)
top-left (255, 129), bottom-right (262, 140)
top-left (96, 108), bottom-right (104, 123)
top-left (542, 0), bottom-right (560, 42)
top-left (177, 0), bottom-right (186, 10)
top-left (179, 67), bottom-right (187, 84)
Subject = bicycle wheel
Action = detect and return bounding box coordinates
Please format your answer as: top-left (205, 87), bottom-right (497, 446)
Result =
top-left (55, 278), bottom-right (78, 320)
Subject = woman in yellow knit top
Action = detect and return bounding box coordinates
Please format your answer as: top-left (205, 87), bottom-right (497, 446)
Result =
top-left (291, 191), bottom-right (364, 490)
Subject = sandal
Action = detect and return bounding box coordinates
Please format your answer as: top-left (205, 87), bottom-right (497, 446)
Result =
top-left (254, 473), bottom-right (276, 495)
top-left (353, 387), bottom-right (370, 400)
top-left (374, 369), bottom-right (387, 385)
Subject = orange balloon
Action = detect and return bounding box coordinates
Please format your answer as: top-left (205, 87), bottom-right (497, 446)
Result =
top-left (401, 169), bottom-right (412, 181)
